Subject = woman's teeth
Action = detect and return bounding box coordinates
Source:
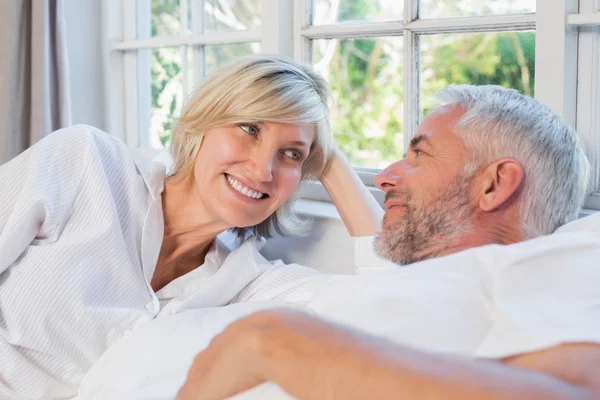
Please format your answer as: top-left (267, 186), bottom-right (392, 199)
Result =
top-left (226, 175), bottom-right (265, 199)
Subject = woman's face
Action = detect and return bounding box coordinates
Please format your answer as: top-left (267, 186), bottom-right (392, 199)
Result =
top-left (192, 121), bottom-right (316, 229)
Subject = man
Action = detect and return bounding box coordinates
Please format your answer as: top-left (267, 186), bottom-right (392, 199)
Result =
top-left (177, 85), bottom-right (600, 399)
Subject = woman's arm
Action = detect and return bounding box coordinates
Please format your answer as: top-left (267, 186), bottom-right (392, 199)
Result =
top-left (0, 126), bottom-right (91, 275)
top-left (320, 148), bottom-right (383, 237)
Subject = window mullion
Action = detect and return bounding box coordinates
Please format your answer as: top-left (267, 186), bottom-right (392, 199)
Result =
top-left (262, 0), bottom-right (294, 58)
top-left (101, 0), bottom-right (126, 141)
top-left (180, 0), bottom-right (190, 98)
top-left (294, 0), bottom-right (311, 62)
top-left (123, 0), bottom-right (140, 147)
top-left (403, 0), bottom-right (418, 151)
top-left (190, 0), bottom-right (205, 82)
top-left (534, 0), bottom-right (578, 127)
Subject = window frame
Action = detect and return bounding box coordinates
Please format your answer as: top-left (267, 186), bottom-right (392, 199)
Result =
top-left (102, 0), bottom-right (600, 210)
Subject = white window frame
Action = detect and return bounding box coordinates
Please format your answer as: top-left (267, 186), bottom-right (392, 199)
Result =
top-left (103, 0), bottom-right (600, 210)
top-left (571, 0), bottom-right (600, 209)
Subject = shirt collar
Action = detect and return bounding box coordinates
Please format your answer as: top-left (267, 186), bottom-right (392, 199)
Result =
top-left (133, 157), bottom-right (166, 200)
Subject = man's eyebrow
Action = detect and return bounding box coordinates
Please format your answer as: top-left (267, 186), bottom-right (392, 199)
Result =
top-left (409, 135), bottom-right (431, 149)
top-left (402, 135), bottom-right (432, 158)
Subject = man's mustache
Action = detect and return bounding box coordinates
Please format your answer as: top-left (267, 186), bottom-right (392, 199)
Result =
top-left (385, 190), bottom-right (409, 203)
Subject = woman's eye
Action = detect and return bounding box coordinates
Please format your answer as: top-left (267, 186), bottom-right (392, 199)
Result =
top-left (284, 150), bottom-right (302, 161)
top-left (240, 124), bottom-right (259, 136)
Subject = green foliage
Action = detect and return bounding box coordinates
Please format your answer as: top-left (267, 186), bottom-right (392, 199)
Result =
top-left (420, 31), bottom-right (535, 116)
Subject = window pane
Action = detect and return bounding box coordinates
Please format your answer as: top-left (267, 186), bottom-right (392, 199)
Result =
top-left (419, 0), bottom-right (535, 19)
top-left (313, 0), bottom-right (403, 25)
top-left (205, 43), bottom-right (261, 75)
top-left (151, 0), bottom-right (181, 37)
top-left (150, 47), bottom-right (183, 148)
top-left (204, 0), bottom-right (262, 32)
top-left (313, 37), bottom-right (404, 169)
top-left (420, 31), bottom-right (536, 118)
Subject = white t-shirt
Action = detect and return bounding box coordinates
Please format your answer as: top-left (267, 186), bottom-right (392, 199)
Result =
top-left (0, 126), bottom-right (321, 399)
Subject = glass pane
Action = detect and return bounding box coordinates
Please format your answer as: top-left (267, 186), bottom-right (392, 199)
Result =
top-left (313, 37), bottom-right (404, 169)
top-left (313, 0), bottom-right (403, 25)
top-left (420, 31), bottom-right (536, 118)
top-left (151, 0), bottom-right (181, 37)
top-left (204, 0), bottom-right (262, 32)
top-left (150, 47), bottom-right (184, 148)
top-left (205, 43), bottom-right (261, 75)
top-left (420, 0), bottom-right (535, 19)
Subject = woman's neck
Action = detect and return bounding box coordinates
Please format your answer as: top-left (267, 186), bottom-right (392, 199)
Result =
top-left (152, 174), bottom-right (231, 291)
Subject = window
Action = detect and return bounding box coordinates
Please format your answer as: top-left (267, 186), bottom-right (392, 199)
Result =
top-left (104, 0), bottom-right (600, 208)
top-left (300, 0), bottom-right (536, 170)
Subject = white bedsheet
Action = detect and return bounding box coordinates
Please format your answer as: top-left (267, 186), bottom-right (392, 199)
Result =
top-left (77, 302), bottom-right (303, 400)
top-left (78, 221), bottom-right (600, 399)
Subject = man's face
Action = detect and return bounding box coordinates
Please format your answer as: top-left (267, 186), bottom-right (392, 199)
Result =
top-left (374, 105), bottom-right (478, 265)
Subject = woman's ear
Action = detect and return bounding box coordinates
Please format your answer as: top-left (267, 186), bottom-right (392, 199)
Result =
top-left (478, 158), bottom-right (524, 212)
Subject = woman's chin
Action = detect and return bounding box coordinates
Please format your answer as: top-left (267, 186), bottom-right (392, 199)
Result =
top-left (220, 214), bottom-right (270, 231)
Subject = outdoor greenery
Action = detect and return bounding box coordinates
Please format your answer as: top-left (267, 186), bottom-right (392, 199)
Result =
top-left (147, 0), bottom-right (536, 168)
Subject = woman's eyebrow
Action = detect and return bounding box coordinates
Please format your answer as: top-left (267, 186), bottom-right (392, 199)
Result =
top-left (288, 140), bottom-right (311, 149)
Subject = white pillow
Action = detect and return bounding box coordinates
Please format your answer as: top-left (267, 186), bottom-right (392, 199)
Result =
top-left (555, 211), bottom-right (600, 234)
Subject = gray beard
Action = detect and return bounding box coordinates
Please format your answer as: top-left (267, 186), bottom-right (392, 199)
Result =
top-left (375, 172), bottom-right (476, 265)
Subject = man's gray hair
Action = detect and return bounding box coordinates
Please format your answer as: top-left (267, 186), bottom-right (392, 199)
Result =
top-left (436, 84), bottom-right (590, 238)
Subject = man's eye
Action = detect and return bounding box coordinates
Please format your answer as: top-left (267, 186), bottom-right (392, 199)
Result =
top-left (284, 150), bottom-right (302, 161)
top-left (239, 124), bottom-right (259, 136)
top-left (413, 148), bottom-right (423, 156)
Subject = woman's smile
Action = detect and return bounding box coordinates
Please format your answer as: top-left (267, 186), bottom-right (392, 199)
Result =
top-left (224, 173), bottom-right (269, 203)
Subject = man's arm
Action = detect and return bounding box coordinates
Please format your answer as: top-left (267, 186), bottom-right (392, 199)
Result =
top-left (177, 310), bottom-right (600, 400)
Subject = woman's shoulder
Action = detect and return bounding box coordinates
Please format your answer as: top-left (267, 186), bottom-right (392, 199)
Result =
top-left (34, 124), bottom-right (164, 199)
top-left (44, 124), bottom-right (131, 159)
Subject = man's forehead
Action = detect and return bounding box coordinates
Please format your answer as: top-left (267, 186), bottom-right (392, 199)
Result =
top-left (414, 104), bottom-right (466, 146)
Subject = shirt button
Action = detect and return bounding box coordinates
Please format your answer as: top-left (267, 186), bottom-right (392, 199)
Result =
top-left (145, 302), bottom-right (155, 311)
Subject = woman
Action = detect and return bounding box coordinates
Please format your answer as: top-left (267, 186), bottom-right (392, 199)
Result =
top-left (0, 56), bottom-right (381, 399)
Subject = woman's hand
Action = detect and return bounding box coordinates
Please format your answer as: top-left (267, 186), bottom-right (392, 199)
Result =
top-left (318, 144), bottom-right (384, 237)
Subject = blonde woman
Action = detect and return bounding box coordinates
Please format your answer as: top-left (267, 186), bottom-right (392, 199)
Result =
top-left (0, 56), bottom-right (381, 399)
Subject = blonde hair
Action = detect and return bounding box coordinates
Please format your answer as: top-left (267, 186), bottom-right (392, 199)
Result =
top-left (170, 55), bottom-right (334, 238)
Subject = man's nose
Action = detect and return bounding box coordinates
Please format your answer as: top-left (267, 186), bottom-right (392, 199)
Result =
top-left (246, 151), bottom-right (274, 183)
top-left (375, 160), bottom-right (404, 193)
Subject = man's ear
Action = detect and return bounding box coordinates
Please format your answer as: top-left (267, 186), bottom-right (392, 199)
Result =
top-left (478, 158), bottom-right (524, 212)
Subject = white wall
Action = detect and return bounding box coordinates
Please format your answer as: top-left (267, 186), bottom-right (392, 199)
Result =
top-left (64, 0), bottom-right (106, 130)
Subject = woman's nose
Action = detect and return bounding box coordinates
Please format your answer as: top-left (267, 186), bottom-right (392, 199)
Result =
top-left (246, 152), bottom-right (274, 183)
top-left (375, 160), bottom-right (404, 193)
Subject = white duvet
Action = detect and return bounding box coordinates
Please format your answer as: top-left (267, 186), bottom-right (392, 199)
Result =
top-left (78, 217), bottom-right (600, 400)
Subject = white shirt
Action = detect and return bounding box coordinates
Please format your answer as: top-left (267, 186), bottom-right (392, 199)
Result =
top-left (0, 126), bottom-right (321, 400)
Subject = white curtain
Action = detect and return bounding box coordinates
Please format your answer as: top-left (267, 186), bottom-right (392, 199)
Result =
top-left (0, 0), bottom-right (71, 164)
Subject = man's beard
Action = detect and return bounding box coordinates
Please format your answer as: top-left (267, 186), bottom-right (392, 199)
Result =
top-left (375, 172), bottom-right (476, 266)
